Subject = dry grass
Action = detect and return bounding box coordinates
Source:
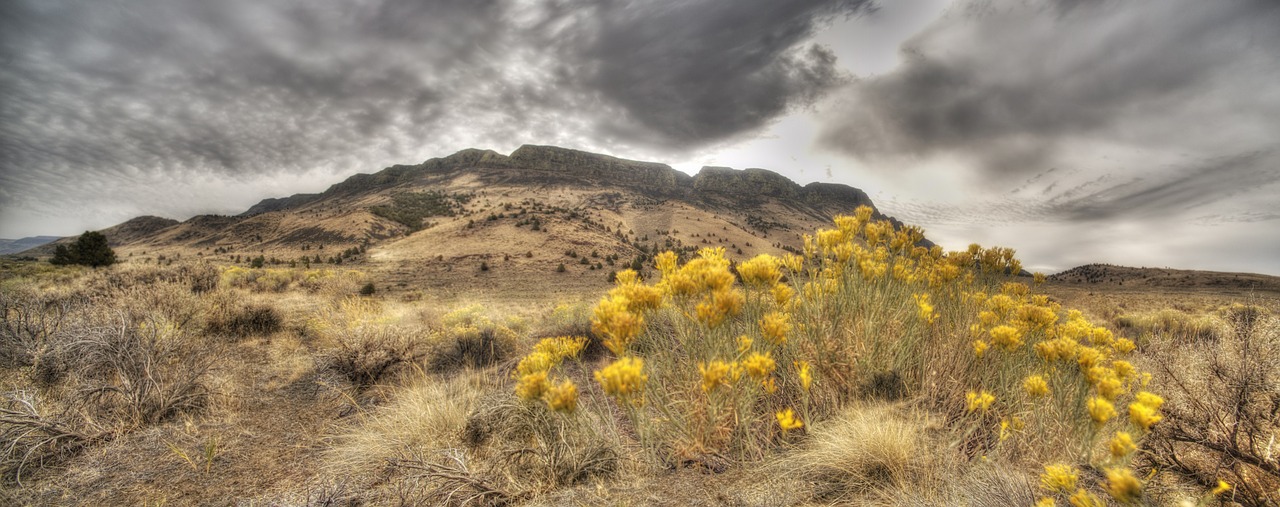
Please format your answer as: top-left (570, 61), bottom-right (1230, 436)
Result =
top-left (3, 216), bottom-right (1278, 505)
top-left (326, 370), bottom-right (490, 474)
top-left (787, 403), bottom-right (935, 501)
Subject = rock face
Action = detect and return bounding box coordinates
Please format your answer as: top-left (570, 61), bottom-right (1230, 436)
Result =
top-left (503, 145), bottom-right (692, 193)
top-left (242, 144), bottom-right (878, 217)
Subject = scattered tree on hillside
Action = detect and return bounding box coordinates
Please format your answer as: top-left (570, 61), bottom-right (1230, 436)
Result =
top-left (50, 231), bottom-right (117, 267)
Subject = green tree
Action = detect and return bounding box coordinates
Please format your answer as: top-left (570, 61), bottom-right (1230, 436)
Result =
top-left (50, 231), bottom-right (117, 267)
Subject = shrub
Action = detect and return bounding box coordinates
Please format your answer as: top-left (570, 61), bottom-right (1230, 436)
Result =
top-left (0, 285), bottom-right (83, 367)
top-left (321, 327), bottom-right (419, 390)
top-left (428, 306), bottom-right (520, 373)
top-left (206, 302), bottom-right (282, 338)
top-left (1144, 305), bottom-right (1278, 505)
top-left (68, 310), bottom-right (212, 428)
top-left (312, 297), bottom-right (423, 390)
top-left (570, 206), bottom-right (1160, 501)
top-left (359, 282), bottom-right (377, 296)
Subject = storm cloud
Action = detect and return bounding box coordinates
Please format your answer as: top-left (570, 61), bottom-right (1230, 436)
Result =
top-left (0, 0), bottom-right (869, 236)
top-left (813, 0), bottom-right (1280, 274)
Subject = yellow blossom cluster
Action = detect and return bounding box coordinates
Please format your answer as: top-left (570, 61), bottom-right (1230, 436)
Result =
top-left (513, 336), bottom-right (587, 413)
top-left (595, 357), bottom-right (648, 405)
top-left (775, 408), bottom-right (803, 432)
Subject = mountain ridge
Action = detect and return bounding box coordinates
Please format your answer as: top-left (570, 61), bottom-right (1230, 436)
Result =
top-left (17, 145), bottom-right (912, 297)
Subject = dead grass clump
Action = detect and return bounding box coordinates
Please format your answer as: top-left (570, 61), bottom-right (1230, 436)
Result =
top-left (789, 404), bottom-right (933, 501)
top-left (206, 300), bottom-right (282, 338)
top-left (1114, 308), bottom-right (1225, 343)
top-left (1145, 305), bottom-right (1278, 505)
top-left (390, 391), bottom-right (619, 506)
top-left (887, 463), bottom-right (1039, 507)
top-left (326, 372), bottom-right (487, 474)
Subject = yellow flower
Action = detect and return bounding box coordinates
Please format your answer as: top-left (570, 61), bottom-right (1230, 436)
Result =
top-left (771, 283), bottom-right (795, 308)
top-left (595, 357), bottom-right (647, 402)
top-left (1087, 367), bottom-right (1124, 401)
top-left (1105, 467), bottom-right (1142, 504)
top-left (989, 325), bottom-right (1024, 350)
top-left (775, 408), bottom-right (803, 432)
top-left (914, 293), bottom-right (937, 325)
top-left (592, 298), bottom-right (644, 355)
top-left (1068, 488), bottom-right (1104, 507)
top-left (1024, 375), bottom-right (1050, 398)
top-left (699, 360), bottom-right (733, 393)
top-left (1040, 463), bottom-right (1078, 493)
top-left (1034, 272), bottom-right (1047, 285)
top-left (654, 251), bottom-right (679, 276)
top-left (542, 379), bottom-right (579, 413)
top-left (1113, 337), bottom-right (1136, 354)
top-left (1076, 346), bottom-right (1104, 370)
top-left (972, 339), bottom-right (990, 358)
top-left (1128, 391), bottom-right (1163, 432)
top-left (966, 390), bottom-right (995, 413)
top-left (795, 361), bottom-right (812, 392)
top-left (1211, 480), bottom-right (1231, 496)
top-left (515, 371), bottom-right (549, 401)
top-left (1109, 431), bottom-right (1136, 459)
top-left (532, 336), bottom-right (588, 363)
top-left (516, 351), bottom-right (556, 377)
top-left (759, 311), bottom-right (792, 345)
top-left (695, 288), bottom-right (743, 328)
top-left (742, 352), bottom-right (776, 379)
top-left (738, 254), bottom-right (783, 287)
top-left (609, 283), bottom-right (663, 312)
top-left (1112, 360), bottom-right (1136, 380)
top-left (1035, 498), bottom-right (1056, 507)
top-left (736, 334), bottom-right (754, 354)
top-left (1088, 397), bottom-right (1117, 425)
top-left (782, 254), bottom-right (804, 273)
top-left (614, 268), bottom-right (640, 285)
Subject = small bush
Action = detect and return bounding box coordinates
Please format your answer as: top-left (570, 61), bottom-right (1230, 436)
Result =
top-left (430, 325), bottom-right (517, 374)
top-left (206, 303), bottom-right (282, 338)
top-left (359, 282), bottom-right (377, 296)
top-left (321, 327), bottom-right (420, 390)
top-left (68, 311), bottom-right (213, 428)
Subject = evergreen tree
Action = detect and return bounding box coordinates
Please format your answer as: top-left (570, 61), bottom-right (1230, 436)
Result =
top-left (50, 231), bottom-right (116, 267)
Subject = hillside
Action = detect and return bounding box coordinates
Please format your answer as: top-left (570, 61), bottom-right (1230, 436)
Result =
top-left (1049, 263), bottom-right (1280, 294)
top-left (24, 145), bottom-right (902, 299)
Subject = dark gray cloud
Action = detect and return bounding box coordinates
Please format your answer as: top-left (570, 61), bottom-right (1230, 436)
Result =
top-left (0, 0), bottom-right (868, 237)
top-left (541, 0), bottom-right (872, 147)
top-left (817, 0), bottom-right (1280, 275)
top-left (820, 0), bottom-right (1280, 182)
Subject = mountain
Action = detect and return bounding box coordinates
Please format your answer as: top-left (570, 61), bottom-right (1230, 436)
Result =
top-left (0, 236), bottom-right (60, 255)
top-left (21, 145), bottom-right (905, 299)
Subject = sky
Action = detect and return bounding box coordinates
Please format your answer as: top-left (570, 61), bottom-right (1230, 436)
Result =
top-left (2, 0), bottom-right (1278, 275)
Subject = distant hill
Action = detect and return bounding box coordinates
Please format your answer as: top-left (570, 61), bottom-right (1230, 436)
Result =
top-left (1049, 263), bottom-right (1280, 293)
top-left (0, 236), bottom-right (60, 255)
top-left (18, 145), bottom-right (918, 298)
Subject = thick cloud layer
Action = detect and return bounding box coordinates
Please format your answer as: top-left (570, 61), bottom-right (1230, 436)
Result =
top-left (818, 0), bottom-right (1280, 274)
top-left (0, 0), bottom-right (869, 236)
